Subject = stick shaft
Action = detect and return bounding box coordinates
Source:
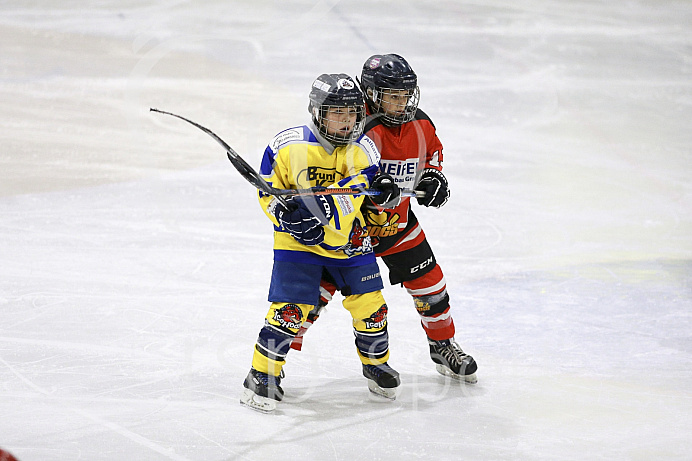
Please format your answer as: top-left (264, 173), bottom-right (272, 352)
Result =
top-left (150, 108), bottom-right (424, 203)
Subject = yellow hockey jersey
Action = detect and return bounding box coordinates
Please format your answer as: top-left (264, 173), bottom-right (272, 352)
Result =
top-left (258, 124), bottom-right (381, 266)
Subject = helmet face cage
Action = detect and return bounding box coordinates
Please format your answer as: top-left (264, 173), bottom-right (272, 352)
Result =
top-left (369, 85), bottom-right (420, 126)
top-left (313, 104), bottom-right (365, 146)
top-left (309, 73), bottom-right (365, 146)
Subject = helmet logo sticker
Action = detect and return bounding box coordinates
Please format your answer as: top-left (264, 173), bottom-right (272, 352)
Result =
top-left (369, 57), bottom-right (381, 69)
top-left (313, 79), bottom-right (331, 92)
top-left (337, 78), bottom-right (355, 90)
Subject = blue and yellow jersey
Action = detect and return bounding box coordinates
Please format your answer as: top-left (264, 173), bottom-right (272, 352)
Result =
top-left (258, 124), bottom-right (381, 266)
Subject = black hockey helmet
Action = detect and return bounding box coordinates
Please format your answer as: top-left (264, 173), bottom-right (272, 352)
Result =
top-left (308, 73), bottom-right (365, 146)
top-left (360, 54), bottom-right (420, 126)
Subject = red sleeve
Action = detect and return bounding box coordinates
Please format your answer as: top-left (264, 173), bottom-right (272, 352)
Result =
top-left (424, 122), bottom-right (444, 172)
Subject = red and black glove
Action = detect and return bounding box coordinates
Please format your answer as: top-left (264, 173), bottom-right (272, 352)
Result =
top-left (415, 168), bottom-right (450, 208)
top-left (370, 173), bottom-right (402, 209)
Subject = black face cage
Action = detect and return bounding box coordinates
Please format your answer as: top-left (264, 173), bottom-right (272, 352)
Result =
top-left (314, 104), bottom-right (366, 146)
top-left (370, 86), bottom-right (420, 126)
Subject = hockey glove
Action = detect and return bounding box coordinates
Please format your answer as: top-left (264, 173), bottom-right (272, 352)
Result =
top-left (274, 195), bottom-right (335, 246)
top-left (370, 173), bottom-right (402, 209)
top-left (415, 168), bottom-right (450, 208)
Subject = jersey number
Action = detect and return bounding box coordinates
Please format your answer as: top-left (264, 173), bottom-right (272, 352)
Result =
top-left (429, 150), bottom-right (441, 168)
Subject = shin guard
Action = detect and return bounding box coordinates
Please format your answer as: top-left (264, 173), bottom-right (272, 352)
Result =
top-left (252, 302), bottom-right (313, 375)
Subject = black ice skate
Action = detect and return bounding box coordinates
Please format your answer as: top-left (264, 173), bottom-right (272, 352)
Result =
top-left (240, 368), bottom-right (284, 413)
top-left (362, 363), bottom-right (401, 399)
top-left (429, 338), bottom-right (478, 383)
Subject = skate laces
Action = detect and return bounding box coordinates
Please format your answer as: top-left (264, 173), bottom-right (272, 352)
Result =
top-left (253, 369), bottom-right (281, 386)
top-left (364, 363), bottom-right (392, 377)
top-left (434, 339), bottom-right (467, 366)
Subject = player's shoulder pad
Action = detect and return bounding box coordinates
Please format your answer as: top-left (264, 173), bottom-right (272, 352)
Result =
top-left (413, 109), bottom-right (436, 128)
top-left (355, 133), bottom-right (382, 166)
top-left (270, 125), bottom-right (309, 152)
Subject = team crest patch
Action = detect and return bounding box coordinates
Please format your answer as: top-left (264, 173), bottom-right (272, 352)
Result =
top-left (343, 218), bottom-right (373, 257)
top-left (365, 304), bottom-right (388, 329)
top-left (414, 297), bottom-right (431, 313)
top-left (365, 210), bottom-right (401, 246)
top-left (273, 304), bottom-right (303, 330)
top-left (337, 78), bottom-right (355, 90)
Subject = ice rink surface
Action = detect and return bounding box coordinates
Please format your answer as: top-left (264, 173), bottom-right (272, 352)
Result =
top-left (1, 1), bottom-right (691, 460)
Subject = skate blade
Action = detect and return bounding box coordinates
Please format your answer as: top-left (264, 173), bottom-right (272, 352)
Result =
top-left (435, 364), bottom-right (478, 383)
top-left (367, 379), bottom-right (399, 400)
top-left (240, 388), bottom-right (277, 413)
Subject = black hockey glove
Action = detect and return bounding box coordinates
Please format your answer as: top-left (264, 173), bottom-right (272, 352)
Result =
top-left (415, 168), bottom-right (450, 208)
top-left (274, 195), bottom-right (335, 246)
top-left (370, 173), bottom-right (402, 209)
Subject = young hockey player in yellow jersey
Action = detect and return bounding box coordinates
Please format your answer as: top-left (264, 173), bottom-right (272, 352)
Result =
top-left (240, 74), bottom-right (400, 413)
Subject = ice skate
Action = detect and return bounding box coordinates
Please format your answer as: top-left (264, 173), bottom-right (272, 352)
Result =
top-left (362, 363), bottom-right (401, 399)
top-left (240, 368), bottom-right (284, 413)
top-left (429, 339), bottom-right (478, 383)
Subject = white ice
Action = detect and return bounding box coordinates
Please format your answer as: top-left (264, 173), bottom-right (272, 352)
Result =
top-left (1, 1), bottom-right (691, 460)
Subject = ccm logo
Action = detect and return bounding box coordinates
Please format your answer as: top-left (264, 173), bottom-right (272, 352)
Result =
top-left (411, 256), bottom-right (434, 274)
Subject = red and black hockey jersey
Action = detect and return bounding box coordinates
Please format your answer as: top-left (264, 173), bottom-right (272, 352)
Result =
top-left (362, 109), bottom-right (444, 256)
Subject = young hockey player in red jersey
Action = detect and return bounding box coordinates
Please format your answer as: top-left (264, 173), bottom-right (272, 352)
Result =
top-left (291, 55), bottom-right (478, 383)
top-left (241, 73), bottom-right (400, 413)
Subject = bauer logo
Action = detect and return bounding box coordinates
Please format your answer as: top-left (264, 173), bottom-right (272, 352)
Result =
top-left (361, 272), bottom-right (381, 282)
top-left (365, 304), bottom-right (388, 329)
top-left (273, 304), bottom-right (303, 330)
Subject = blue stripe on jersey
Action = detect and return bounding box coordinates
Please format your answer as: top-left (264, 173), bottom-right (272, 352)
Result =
top-left (333, 207), bottom-right (340, 230)
top-left (337, 162), bottom-right (378, 187)
top-left (261, 125), bottom-right (323, 177)
top-left (305, 126), bottom-right (318, 143)
top-left (273, 249), bottom-right (375, 267)
top-left (259, 145), bottom-right (276, 176)
top-left (361, 163), bottom-right (379, 182)
top-left (337, 175), bottom-right (360, 187)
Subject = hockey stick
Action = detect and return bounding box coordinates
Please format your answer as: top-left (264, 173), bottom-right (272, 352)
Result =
top-left (151, 107), bottom-right (292, 207)
top-left (149, 108), bottom-right (423, 203)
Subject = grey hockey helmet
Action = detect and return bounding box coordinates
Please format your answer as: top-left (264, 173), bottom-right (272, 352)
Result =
top-left (308, 73), bottom-right (365, 146)
top-left (360, 54), bottom-right (420, 126)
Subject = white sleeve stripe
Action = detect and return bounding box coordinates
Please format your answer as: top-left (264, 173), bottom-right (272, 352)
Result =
top-left (406, 278), bottom-right (447, 296)
top-left (397, 224), bottom-right (422, 246)
top-left (319, 286), bottom-right (333, 302)
top-left (420, 312), bottom-right (452, 325)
